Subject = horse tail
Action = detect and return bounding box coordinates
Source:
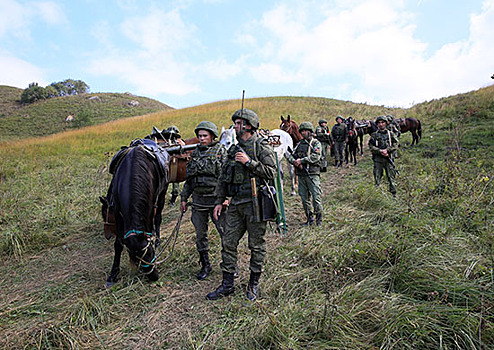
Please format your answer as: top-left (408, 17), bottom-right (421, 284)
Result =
top-left (418, 119), bottom-right (422, 139)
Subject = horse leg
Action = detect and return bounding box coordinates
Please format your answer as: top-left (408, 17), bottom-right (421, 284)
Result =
top-left (411, 130), bottom-right (417, 146)
top-left (106, 238), bottom-right (124, 287)
top-left (359, 134), bottom-right (364, 155)
top-left (289, 163), bottom-right (297, 196)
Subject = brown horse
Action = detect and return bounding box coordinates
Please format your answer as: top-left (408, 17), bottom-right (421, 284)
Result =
top-left (394, 117), bottom-right (422, 146)
top-left (280, 115), bottom-right (302, 145)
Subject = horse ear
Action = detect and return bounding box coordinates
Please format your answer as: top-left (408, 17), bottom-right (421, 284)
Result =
top-left (280, 115), bottom-right (284, 122)
top-left (99, 196), bottom-right (107, 205)
top-left (287, 115), bottom-right (291, 121)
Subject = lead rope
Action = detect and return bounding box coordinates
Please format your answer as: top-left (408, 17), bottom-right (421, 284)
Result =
top-left (155, 210), bottom-right (184, 265)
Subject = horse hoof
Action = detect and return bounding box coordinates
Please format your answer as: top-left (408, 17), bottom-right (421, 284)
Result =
top-left (105, 281), bottom-right (115, 288)
top-left (147, 268), bottom-right (160, 282)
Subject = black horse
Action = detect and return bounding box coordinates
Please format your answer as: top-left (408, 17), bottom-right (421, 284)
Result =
top-left (100, 139), bottom-right (170, 287)
top-left (345, 117), bottom-right (358, 165)
top-left (355, 119), bottom-right (378, 155)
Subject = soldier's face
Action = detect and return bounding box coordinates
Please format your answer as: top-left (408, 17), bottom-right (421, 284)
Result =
top-left (301, 130), bottom-right (312, 139)
top-left (377, 121), bottom-right (387, 130)
top-left (234, 119), bottom-right (252, 136)
top-left (197, 130), bottom-right (213, 146)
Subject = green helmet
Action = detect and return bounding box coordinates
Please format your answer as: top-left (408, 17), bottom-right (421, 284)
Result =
top-left (194, 121), bottom-right (219, 138)
top-left (335, 115), bottom-right (344, 122)
top-left (231, 108), bottom-right (259, 129)
top-left (299, 122), bottom-right (314, 132)
top-left (166, 125), bottom-right (181, 138)
top-left (375, 115), bottom-right (388, 124)
top-left (318, 118), bottom-right (328, 125)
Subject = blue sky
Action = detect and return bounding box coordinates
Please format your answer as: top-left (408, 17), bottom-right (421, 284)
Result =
top-left (1, 0), bottom-right (493, 109)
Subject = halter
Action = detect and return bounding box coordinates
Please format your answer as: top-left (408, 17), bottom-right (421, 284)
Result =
top-left (124, 229), bottom-right (157, 273)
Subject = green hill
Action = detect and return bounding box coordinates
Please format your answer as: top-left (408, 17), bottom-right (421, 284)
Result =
top-left (0, 85), bottom-right (173, 142)
top-left (0, 87), bottom-right (492, 349)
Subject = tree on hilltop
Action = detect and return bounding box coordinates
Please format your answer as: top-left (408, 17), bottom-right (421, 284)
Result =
top-left (20, 79), bottom-right (90, 104)
top-left (50, 79), bottom-right (89, 96)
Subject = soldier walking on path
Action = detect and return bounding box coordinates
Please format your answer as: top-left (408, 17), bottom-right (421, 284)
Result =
top-left (207, 108), bottom-right (277, 302)
top-left (331, 115), bottom-right (348, 167)
top-left (315, 119), bottom-right (332, 172)
top-left (180, 121), bottom-right (226, 280)
top-left (368, 115), bottom-right (399, 196)
top-left (286, 122), bottom-right (324, 227)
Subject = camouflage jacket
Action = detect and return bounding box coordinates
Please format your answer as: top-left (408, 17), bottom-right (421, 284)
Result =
top-left (215, 134), bottom-right (276, 205)
top-left (368, 129), bottom-right (399, 161)
top-left (286, 137), bottom-right (322, 175)
top-left (331, 123), bottom-right (348, 142)
top-left (315, 125), bottom-right (332, 144)
top-left (181, 141), bottom-right (226, 204)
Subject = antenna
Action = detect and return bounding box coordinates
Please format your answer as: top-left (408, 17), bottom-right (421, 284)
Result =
top-left (241, 90), bottom-right (245, 117)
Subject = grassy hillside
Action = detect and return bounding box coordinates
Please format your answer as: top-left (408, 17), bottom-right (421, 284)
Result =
top-left (0, 86), bottom-right (173, 142)
top-left (0, 89), bottom-right (492, 349)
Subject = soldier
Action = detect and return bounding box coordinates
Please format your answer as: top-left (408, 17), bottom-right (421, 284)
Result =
top-left (286, 122), bottom-right (323, 226)
top-left (166, 125), bottom-right (184, 205)
top-left (180, 121), bottom-right (226, 280)
top-left (386, 114), bottom-right (401, 138)
top-left (368, 115), bottom-right (399, 196)
top-left (315, 119), bottom-right (332, 172)
top-left (207, 108), bottom-right (276, 302)
top-left (331, 115), bottom-right (348, 167)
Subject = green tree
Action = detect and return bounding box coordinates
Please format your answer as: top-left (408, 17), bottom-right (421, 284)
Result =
top-left (50, 79), bottom-right (89, 96)
top-left (20, 82), bottom-right (49, 104)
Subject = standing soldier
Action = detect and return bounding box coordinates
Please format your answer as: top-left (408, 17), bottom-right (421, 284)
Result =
top-left (331, 115), bottom-right (348, 167)
top-left (368, 115), bottom-right (399, 196)
top-left (180, 121), bottom-right (226, 280)
top-left (286, 122), bottom-right (323, 226)
top-left (315, 119), bottom-right (332, 172)
top-left (207, 109), bottom-right (276, 302)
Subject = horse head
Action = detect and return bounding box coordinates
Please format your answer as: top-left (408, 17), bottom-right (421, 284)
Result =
top-left (219, 126), bottom-right (237, 150)
top-left (124, 231), bottom-right (159, 280)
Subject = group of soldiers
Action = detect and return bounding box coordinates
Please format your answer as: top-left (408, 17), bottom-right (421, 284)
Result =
top-left (167, 109), bottom-right (399, 302)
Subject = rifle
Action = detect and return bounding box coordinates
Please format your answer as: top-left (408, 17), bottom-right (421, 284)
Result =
top-left (375, 137), bottom-right (400, 175)
top-left (287, 146), bottom-right (317, 186)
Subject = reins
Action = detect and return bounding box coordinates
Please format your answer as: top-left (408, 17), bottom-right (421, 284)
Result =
top-left (155, 209), bottom-right (184, 265)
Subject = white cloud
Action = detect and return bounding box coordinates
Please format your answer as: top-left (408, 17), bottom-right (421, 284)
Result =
top-left (0, 51), bottom-right (47, 87)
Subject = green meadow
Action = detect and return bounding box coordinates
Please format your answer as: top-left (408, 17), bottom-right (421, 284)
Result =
top-left (0, 86), bottom-right (492, 349)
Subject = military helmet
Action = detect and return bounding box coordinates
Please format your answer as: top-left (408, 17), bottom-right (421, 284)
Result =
top-left (194, 121), bottom-right (219, 138)
top-left (385, 114), bottom-right (394, 123)
top-left (335, 115), bottom-right (344, 122)
top-left (375, 115), bottom-right (388, 124)
top-left (318, 118), bottom-right (328, 125)
top-left (165, 125), bottom-right (181, 138)
top-left (299, 122), bottom-right (315, 133)
top-left (231, 108), bottom-right (259, 129)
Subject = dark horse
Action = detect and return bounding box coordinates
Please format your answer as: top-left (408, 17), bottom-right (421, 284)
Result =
top-left (394, 117), bottom-right (422, 146)
top-left (355, 119), bottom-right (378, 155)
top-left (345, 118), bottom-right (358, 165)
top-left (100, 139), bottom-right (170, 287)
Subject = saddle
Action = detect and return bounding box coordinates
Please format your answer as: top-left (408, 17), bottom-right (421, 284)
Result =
top-left (109, 139), bottom-right (169, 179)
top-left (258, 129), bottom-right (281, 147)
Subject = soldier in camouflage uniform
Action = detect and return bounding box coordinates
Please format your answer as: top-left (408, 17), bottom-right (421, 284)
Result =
top-left (369, 116), bottom-right (399, 196)
top-left (386, 114), bottom-right (401, 138)
top-left (180, 121), bottom-right (226, 280)
top-left (331, 115), bottom-right (348, 167)
top-left (286, 122), bottom-right (323, 226)
top-left (206, 109), bottom-right (276, 302)
top-left (315, 119), bottom-right (332, 172)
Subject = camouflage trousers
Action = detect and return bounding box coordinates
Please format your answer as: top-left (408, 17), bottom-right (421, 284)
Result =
top-left (171, 182), bottom-right (180, 196)
top-left (298, 174), bottom-right (323, 217)
top-left (320, 142), bottom-right (330, 168)
top-left (191, 206), bottom-right (225, 252)
top-left (220, 202), bottom-right (267, 274)
top-left (373, 159), bottom-right (397, 194)
top-left (334, 141), bottom-right (346, 163)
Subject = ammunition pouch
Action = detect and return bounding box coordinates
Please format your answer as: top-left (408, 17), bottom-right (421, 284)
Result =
top-left (259, 185), bottom-right (277, 222)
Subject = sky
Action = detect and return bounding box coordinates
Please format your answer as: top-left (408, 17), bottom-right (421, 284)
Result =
top-left (1, 0), bottom-right (493, 109)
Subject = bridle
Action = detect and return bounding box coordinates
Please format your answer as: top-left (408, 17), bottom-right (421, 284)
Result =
top-left (124, 229), bottom-right (157, 274)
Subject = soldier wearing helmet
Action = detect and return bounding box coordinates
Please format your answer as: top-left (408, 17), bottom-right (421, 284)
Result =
top-left (207, 108), bottom-right (276, 302)
top-left (180, 121), bottom-right (226, 280)
top-left (369, 115), bottom-right (399, 196)
top-left (331, 116), bottom-right (348, 167)
top-left (315, 119), bottom-right (332, 172)
top-left (286, 122), bottom-right (323, 226)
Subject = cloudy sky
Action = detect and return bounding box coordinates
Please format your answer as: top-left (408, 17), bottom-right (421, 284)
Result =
top-left (1, 0), bottom-right (493, 109)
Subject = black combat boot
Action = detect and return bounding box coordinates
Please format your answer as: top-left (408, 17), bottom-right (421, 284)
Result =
top-left (315, 213), bottom-right (322, 226)
top-left (302, 213), bottom-right (315, 226)
top-left (246, 271), bottom-right (261, 302)
top-left (197, 251), bottom-right (212, 280)
top-left (206, 272), bottom-right (235, 300)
